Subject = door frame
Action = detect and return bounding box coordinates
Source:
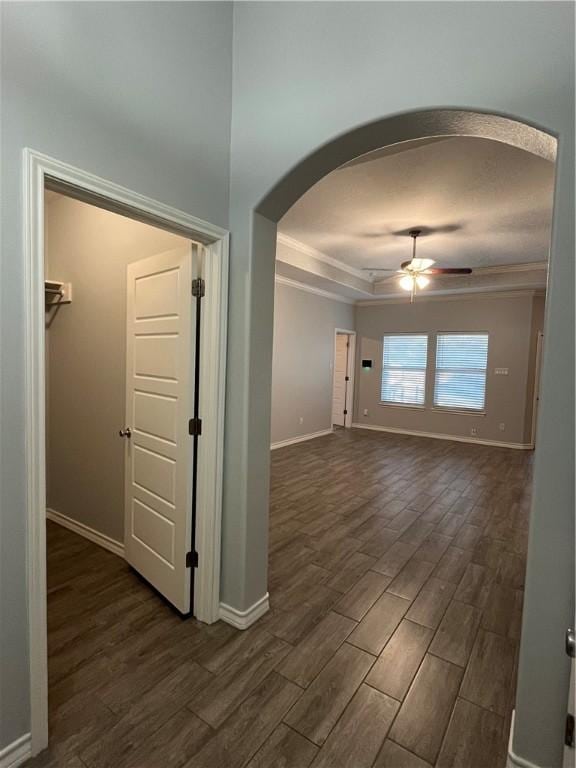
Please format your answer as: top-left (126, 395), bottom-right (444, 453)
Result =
top-left (23, 148), bottom-right (229, 755)
top-left (531, 330), bottom-right (544, 447)
top-left (332, 328), bottom-right (356, 428)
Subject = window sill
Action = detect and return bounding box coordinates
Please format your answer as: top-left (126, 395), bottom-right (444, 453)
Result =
top-left (432, 407), bottom-right (486, 416)
top-left (377, 402), bottom-right (486, 417)
top-left (379, 402), bottom-right (426, 411)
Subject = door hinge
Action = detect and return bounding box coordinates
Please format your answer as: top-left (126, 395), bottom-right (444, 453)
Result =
top-left (566, 714), bottom-right (575, 748)
top-left (345, 376), bottom-right (350, 381)
top-left (343, 409), bottom-right (348, 415)
top-left (189, 417), bottom-right (202, 436)
top-left (192, 278), bottom-right (205, 297)
top-left (186, 551), bottom-right (199, 568)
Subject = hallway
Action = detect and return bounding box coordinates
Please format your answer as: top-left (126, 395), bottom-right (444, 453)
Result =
top-left (28, 429), bottom-right (529, 768)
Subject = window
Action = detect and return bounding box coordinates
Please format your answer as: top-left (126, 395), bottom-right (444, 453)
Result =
top-left (434, 333), bottom-right (489, 411)
top-left (381, 334), bottom-right (428, 406)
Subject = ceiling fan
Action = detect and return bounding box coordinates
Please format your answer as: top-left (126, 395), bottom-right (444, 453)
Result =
top-left (363, 229), bottom-right (472, 302)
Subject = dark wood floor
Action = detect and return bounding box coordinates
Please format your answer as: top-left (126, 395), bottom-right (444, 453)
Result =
top-left (27, 428), bottom-right (531, 768)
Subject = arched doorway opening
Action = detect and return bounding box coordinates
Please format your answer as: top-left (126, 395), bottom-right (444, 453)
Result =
top-left (244, 108), bottom-right (567, 767)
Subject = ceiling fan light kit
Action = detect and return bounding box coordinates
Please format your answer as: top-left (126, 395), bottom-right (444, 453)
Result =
top-left (365, 227), bottom-right (473, 303)
top-left (416, 275), bottom-right (430, 289)
top-left (399, 273), bottom-right (429, 291)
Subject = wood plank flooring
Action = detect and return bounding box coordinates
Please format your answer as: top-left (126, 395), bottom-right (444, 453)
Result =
top-left (26, 428), bottom-right (532, 768)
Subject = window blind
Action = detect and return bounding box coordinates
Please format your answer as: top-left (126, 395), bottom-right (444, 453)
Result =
top-left (434, 333), bottom-right (489, 411)
top-left (381, 334), bottom-right (428, 405)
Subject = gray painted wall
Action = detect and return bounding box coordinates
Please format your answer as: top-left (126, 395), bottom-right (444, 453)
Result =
top-left (271, 282), bottom-right (354, 445)
top-left (0, 1), bottom-right (233, 750)
top-left (0, 3), bottom-right (573, 765)
top-left (45, 194), bottom-right (187, 543)
top-left (354, 294), bottom-right (543, 445)
top-left (229, 4), bottom-right (574, 767)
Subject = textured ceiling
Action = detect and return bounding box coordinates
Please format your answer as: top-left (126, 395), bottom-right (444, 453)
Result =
top-left (278, 137), bottom-right (555, 271)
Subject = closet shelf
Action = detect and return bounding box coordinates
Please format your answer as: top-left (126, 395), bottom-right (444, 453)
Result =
top-left (45, 280), bottom-right (72, 307)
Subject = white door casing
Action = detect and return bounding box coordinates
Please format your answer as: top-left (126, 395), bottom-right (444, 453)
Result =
top-left (531, 330), bottom-right (544, 446)
top-left (332, 333), bottom-right (349, 427)
top-left (124, 245), bottom-right (197, 614)
top-left (564, 654), bottom-right (575, 768)
top-left (25, 149), bottom-right (228, 757)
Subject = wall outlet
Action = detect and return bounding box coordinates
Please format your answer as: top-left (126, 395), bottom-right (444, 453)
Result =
top-left (363, 409), bottom-right (369, 417)
top-left (298, 417), bottom-right (304, 425)
top-left (470, 427), bottom-right (478, 436)
top-left (499, 423), bottom-right (506, 431)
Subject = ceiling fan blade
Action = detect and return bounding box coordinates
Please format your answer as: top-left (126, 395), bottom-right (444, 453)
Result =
top-left (361, 267), bottom-right (400, 272)
top-left (424, 267), bottom-right (473, 275)
top-left (400, 259), bottom-right (436, 271)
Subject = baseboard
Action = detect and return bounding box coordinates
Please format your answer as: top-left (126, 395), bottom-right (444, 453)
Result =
top-left (219, 593), bottom-right (270, 630)
top-left (271, 428), bottom-right (333, 451)
top-left (351, 423), bottom-right (534, 450)
top-left (0, 734), bottom-right (31, 768)
top-left (507, 711), bottom-right (543, 768)
top-left (46, 508), bottom-right (125, 558)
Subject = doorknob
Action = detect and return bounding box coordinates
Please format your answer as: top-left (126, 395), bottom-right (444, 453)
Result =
top-left (119, 427), bottom-right (132, 439)
top-left (567, 628), bottom-right (575, 658)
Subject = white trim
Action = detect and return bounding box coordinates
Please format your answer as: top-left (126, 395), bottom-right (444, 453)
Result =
top-left (46, 508), bottom-right (124, 558)
top-left (271, 428), bottom-right (334, 451)
top-left (43, 157), bottom-right (227, 243)
top-left (507, 711), bottom-right (543, 768)
top-left (194, 237), bottom-right (229, 624)
top-left (531, 330), bottom-right (544, 447)
top-left (219, 593), bottom-right (270, 630)
top-left (23, 149), bottom-right (228, 756)
top-left (0, 734), bottom-right (32, 768)
top-left (277, 233), bottom-right (547, 287)
top-left (351, 423), bottom-right (533, 450)
top-left (333, 329), bottom-right (356, 428)
top-left (275, 274), bottom-right (355, 304)
top-left (358, 288), bottom-right (546, 307)
top-left (277, 232), bottom-right (367, 281)
top-left (474, 261), bottom-right (548, 276)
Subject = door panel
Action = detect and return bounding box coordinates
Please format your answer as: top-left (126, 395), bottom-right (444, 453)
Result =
top-left (124, 245), bottom-right (195, 614)
top-left (132, 498), bottom-right (175, 564)
top-left (134, 391), bottom-right (177, 443)
top-left (332, 334), bottom-right (349, 427)
top-left (134, 267), bottom-right (180, 318)
top-left (133, 446), bottom-right (176, 504)
top-left (134, 335), bottom-right (179, 379)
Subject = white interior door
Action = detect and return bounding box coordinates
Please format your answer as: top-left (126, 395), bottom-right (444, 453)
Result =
top-left (332, 333), bottom-right (349, 427)
top-left (123, 245), bottom-right (196, 614)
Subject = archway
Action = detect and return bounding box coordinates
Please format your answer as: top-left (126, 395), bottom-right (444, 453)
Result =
top-left (255, 108), bottom-right (555, 221)
top-left (243, 107), bottom-right (569, 768)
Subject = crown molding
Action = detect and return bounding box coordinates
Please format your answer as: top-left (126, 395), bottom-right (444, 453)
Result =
top-left (275, 274), bottom-right (355, 304)
top-left (276, 232), bottom-right (368, 281)
top-left (472, 261), bottom-right (548, 275)
top-left (277, 234), bottom-right (548, 288)
top-left (356, 288), bottom-right (546, 307)
top-left (275, 235), bottom-right (548, 306)
top-left (373, 261), bottom-right (548, 288)
top-left (276, 276), bottom-right (544, 307)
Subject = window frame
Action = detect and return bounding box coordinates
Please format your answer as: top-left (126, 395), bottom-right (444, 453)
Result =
top-left (432, 331), bottom-right (490, 413)
top-left (379, 332), bottom-right (430, 409)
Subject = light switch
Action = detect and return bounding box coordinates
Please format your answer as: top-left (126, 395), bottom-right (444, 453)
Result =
top-left (494, 368), bottom-right (509, 375)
